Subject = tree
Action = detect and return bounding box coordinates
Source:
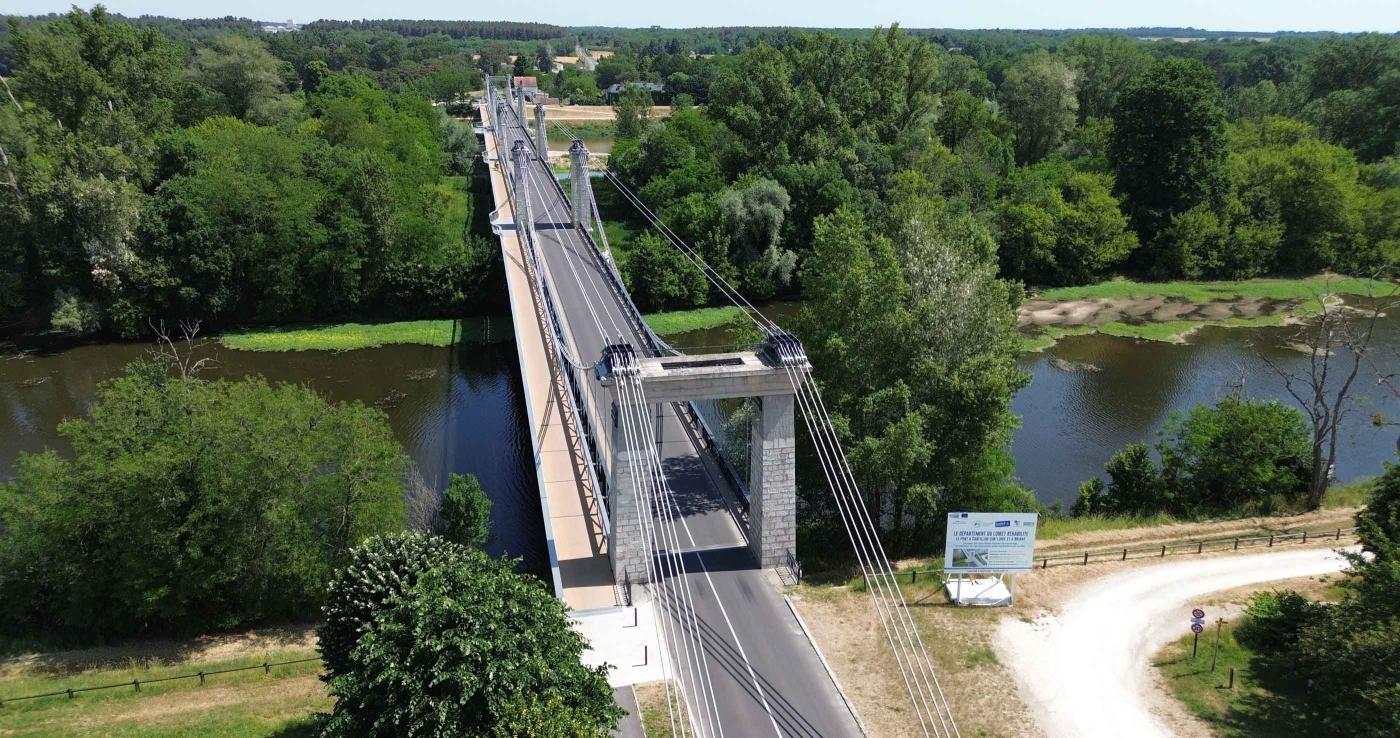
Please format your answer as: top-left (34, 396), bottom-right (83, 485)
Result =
top-left (476, 45), bottom-right (509, 74)
top-left (535, 42), bottom-right (554, 73)
top-left (318, 532), bottom-right (470, 678)
top-left (996, 164), bottom-right (1136, 285)
top-left (718, 177), bottom-right (794, 297)
top-left (1260, 280), bottom-right (1399, 510)
top-left (190, 34), bottom-right (285, 120)
top-left (435, 473), bottom-right (492, 548)
top-left (1000, 50), bottom-right (1079, 163)
top-left (613, 84), bottom-right (653, 139)
top-left (320, 535), bottom-right (622, 737)
top-left (512, 54), bottom-right (530, 77)
top-left (0, 360), bottom-right (407, 640)
top-left (1110, 58), bottom-right (1229, 262)
top-left (626, 231), bottom-right (708, 312)
top-left (799, 187), bottom-right (1031, 551)
top-left (1157, 396), bottom-right (1312, 515)
top-left (1066, 35), bottom-right (1150, 121)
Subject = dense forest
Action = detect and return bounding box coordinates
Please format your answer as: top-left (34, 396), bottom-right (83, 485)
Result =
top-left (0, 7), bottom-right (500, 337)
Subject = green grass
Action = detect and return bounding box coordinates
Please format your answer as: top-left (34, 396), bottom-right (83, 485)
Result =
top-left (1323, 477), bottom-right (1375, 508)
top-left (1019, 324), bottom-right (1096, 352)
top-left (1036, 512), bottom-right (1180, 539)
top-left (1154, 624), bottom-right (1267, 737)
top-left (1093, 314), bottom-right (1288, 343)
top-left (1037, 276), bottom-right (1391, 303)
top-left (0, 649), bottom-right (325, 738)
top-left (218, 317), bottom-right (513, 352)
top-left (644, 306), bottom-right (747, 336)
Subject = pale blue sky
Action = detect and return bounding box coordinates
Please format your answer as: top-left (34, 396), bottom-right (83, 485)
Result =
top-left (8, 0), bottom-right (1399, 33)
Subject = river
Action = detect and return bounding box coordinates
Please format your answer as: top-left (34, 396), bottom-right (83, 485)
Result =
top-left (3, 310), bottom-right (1397, 561)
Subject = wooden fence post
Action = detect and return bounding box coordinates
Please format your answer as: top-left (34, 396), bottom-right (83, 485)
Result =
top-left (1336, 528), bottom-right (1342, 540)
top-left (1303, 531), bottom-right (1308, 544)
top-left (1083, 551), bottom-right (1089, 565)
top-left (1161, 545), bottom-right (1167, 557)
top-left (1228, 667), bottom-right (1236, 689)
top-left (1121, 548), bottom-right (1127, 561)
top-left (1197, 542), bottom-right (1203, 554)
top-left (1268, 535), bottom-right (1274, 547)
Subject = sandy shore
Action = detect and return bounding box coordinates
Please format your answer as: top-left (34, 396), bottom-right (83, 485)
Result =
top-left (1018, 295), bottom-right (1292, 328)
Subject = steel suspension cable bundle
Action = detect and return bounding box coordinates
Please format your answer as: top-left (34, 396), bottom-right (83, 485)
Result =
top-left (564, 117), bottom-right (963, 736)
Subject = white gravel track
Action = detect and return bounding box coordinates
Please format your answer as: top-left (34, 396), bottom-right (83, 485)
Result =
top-left (997, 546), bottom-right (1357, 738)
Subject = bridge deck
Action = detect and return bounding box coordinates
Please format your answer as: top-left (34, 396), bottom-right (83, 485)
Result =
top-left (484, 116), bottom-right (617, 612)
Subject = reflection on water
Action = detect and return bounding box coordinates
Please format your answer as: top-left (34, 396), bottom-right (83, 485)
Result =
top-left (0, 339), bottom-right (544, 565)
top-left (5, 305), bottom-right (1398, 533)
top-left (1014, 312), bottom-right (1400, 508)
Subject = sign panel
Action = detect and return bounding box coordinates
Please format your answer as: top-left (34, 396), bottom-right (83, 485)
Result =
top-left (1191, 623), bottom-right (1205, 634)
top-left (1192, 608), bottom-right (1206, 619)
top-left (944, 513), bottom-right (1039, 572)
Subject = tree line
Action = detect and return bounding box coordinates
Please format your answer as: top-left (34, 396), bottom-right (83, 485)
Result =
top-left (0, 7), bottom-right (495, 338)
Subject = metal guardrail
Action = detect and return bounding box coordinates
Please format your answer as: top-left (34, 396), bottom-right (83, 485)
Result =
top-left (0, 657), bottom-right (319, 708)
top-left (870, 524), bottom-right (1362, 586)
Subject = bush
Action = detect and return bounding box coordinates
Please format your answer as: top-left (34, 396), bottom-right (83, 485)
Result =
top-left (0, 363), bottom-right (407, 641)
top-left (320, 535), bottom-right (622, 737)
top-left (49, 288), bottom-right (101, 335)
top-left (1238, 589), bottom-right (1324, 652)
top-left (435, 473), bottom-right (492, 548)
top-left (318, 533), bottom-right (470, 679)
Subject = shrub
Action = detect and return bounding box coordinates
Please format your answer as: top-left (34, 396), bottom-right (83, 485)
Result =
top-left (1238, 589), bottom-right (1324, 652)
top-left (49, 288), bottom-right (101, 335)
top-left (435, 473), bottom-right (492, 548)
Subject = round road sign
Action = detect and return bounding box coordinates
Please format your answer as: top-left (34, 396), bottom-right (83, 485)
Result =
top-left (1192, 608), bottom-right (1205, 619)
top-left (1191, 622), bottom-right (1205, 634)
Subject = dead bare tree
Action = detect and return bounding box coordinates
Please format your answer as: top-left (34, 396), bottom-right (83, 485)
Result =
top-left (1259, 274), bottom-right (1400, 509)
top-left (149, 319), bottom-right (216, 380)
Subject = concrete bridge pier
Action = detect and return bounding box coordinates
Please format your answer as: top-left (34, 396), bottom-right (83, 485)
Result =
top-left (749, 394), bottom-right (797, 569)
top-left (517, 85), bottom-right (526, 125)
top-left (510, 141), bottom-right (533, 241)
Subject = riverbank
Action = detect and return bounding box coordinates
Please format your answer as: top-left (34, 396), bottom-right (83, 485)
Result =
top-left (1019, 276), bottom-right (1391, 350)
top-left (789, 501), bottom-right (1366, 738)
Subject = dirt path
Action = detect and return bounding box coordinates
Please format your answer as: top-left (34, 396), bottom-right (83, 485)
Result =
top-left (995, 546), bottom-right (1356, 738)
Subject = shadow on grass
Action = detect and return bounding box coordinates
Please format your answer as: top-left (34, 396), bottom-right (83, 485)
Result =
top-left (268, 715), bottom-right (326, 738)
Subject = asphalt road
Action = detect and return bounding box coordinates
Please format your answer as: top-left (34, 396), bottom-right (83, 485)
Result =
top-left (496, 101), bottom-right (864, 738)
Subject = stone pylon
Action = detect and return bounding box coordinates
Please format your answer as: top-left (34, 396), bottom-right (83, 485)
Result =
top-left (511, 140), bottom-right (533, 242)
top-left (569, 140), bottom-right (591, 229)
top-left (534, 103), bottom-right (548, 160)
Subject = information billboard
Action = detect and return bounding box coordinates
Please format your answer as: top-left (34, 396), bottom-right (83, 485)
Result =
top-left (944, 512), bottom-right (1039, 572)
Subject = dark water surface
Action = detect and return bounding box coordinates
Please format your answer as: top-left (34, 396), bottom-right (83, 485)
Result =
top-left (4, 308), bottom-right (1398, 548)
top-left (1013, 313), bottom-right (1400, 507)
top-left (0, 339), bottom-right (544, 565)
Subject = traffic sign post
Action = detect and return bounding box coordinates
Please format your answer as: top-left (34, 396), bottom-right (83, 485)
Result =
top-left (1189, 608), bottom-right (1207, 658)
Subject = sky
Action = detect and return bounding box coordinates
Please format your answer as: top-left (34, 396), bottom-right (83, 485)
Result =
top-left (7, 0), bottom-right (1400, 33)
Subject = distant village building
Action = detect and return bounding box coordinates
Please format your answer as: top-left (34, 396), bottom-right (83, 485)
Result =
top-left (259, 19), bottom-right (299, 33)
top-left (513, 76), bottom-right (541, 98)
top-left (603, 81), bottom-right (665, 102)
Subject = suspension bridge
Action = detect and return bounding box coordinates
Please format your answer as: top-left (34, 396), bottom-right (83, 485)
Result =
top-left (479, 75), bottom-right (961, 738)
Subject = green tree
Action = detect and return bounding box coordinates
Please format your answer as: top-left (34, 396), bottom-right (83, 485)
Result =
top-left (535, 42), bottom-right (554, 73)
top-left (613, 84), bottom-right (653, 139)
top-left (626, 231), bottom-right (708, 312)
top-left (189, 34), bottom-right (284, 119)
top-left (1110, 58), bottom-right (1229, 266)
top-left (800, 188), bottom-right (1030, 550)
top-left (436, 473), bottom-right (492, 549)
top-left (1066, 35), bottom-right (1150, 121)
top-left (320, 535), bottom-right (622, 737)
top-left (1157, 397), bottom-right (1311, 515)
top-left (512, 54), bottom-right (530, 77)
top-left (1000, 50), bottom-right (1079, 163)
top-left (995, 164), bottom-right (1136, 285)
top-left (718, 177), bottom-right (794, 297)
top-left (0, 362), bottom-right (407, 640)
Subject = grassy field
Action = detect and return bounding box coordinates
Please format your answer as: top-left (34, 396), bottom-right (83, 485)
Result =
top-left (218, 317), bottom-right (513, 352)
top-left (643, 306), bottom-right (747, 336)
top-left (633, 681), bottom-right (685, 738)
top-left (1094, 313), bottom-right (1287, 342)
top-left (0, 648), bottom-right (325, 737)
top-left (1037, 276), bottom-right (1391, 303)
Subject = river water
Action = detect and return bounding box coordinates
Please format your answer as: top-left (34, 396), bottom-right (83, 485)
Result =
top-left (3, 311), bottom-right (1397, 562)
